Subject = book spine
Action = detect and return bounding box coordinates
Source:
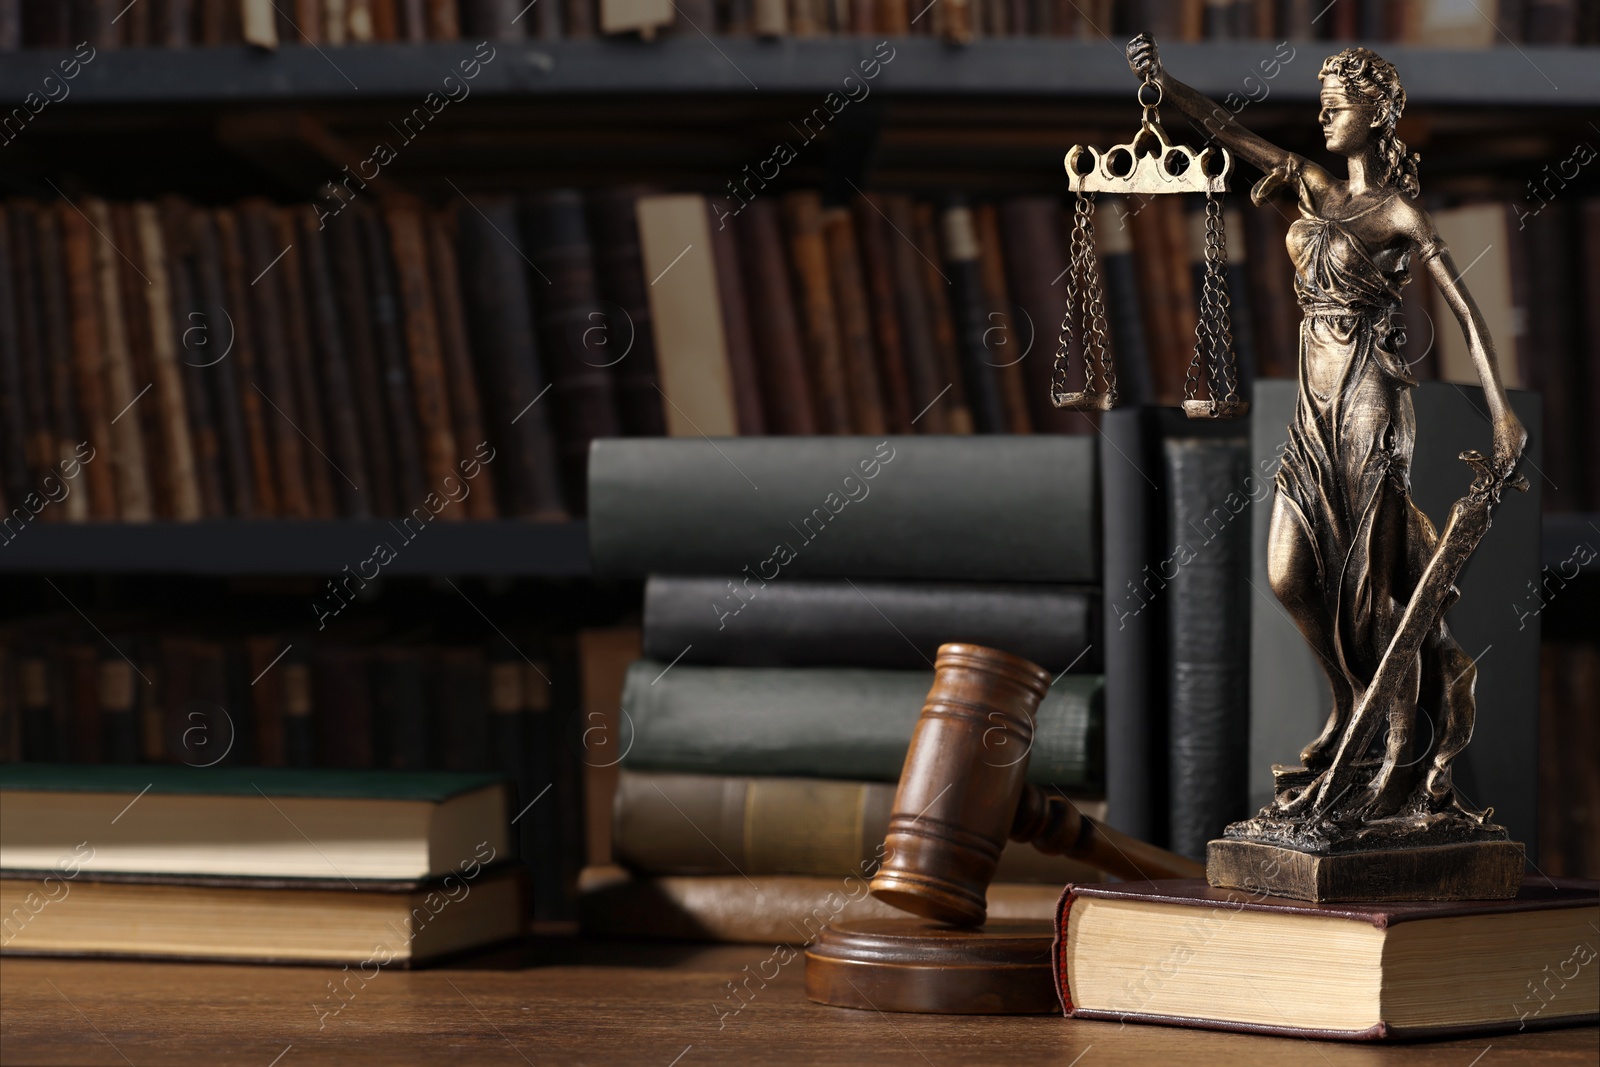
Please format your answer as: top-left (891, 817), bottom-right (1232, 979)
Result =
top-left (86, 198), bottom-right (153, 520)
top-left (709, 212), bottom-right (767, 436)
top-left (462, 0), bottom-right (528, 38)
top-left (784, 191), bottom-right (853, 434)
top-left (823, 207), bottom-right (888, 436)
top-left (437, 646), bottom-right (490, 772)
top-left (1164, 435), bottom-right (1251, 860)
top-left (884, 194), bottom-right (948, 433)
top-left (212, 207), bottom-right (280, 517)
top-left (1097, 199), bottom-right (1156, 407)
top-left (357, 203), bottom-right (430, 509)
top-left (621, 660), bottom-right (1104, 791)
top-left (973, 202), bottom-right (1034, 434)
top-left (327, 207), bottom-right (399, 517)
top-left (852, 195), bottom-right (915, 434)
top-left (586, 190), bottom-right (667, 438)
top-left (133, 203), bottom-right (203, 521)
top-left (426, 207), bottom-right (498, 518)
top-left (735, 199), bottom-right (816, 434)
top-left (589, 434), bottom-right (1098, 581)
top-left (281, 647), bottom-right (316, 768)
top-left (271, 212), bottom-right (339, 518)
top-left (155, 199), bottom-right (225, 518)
top-left (644, 576), bottom-right (1099, 672)
top-left (0, 210), bottom-right (29, 509)
top-left (917, 201), bottom-right (977, 433)
top-left (56, 201), bottom-right (120, 519)
top-left (6, 205), bottom-right (55, 506)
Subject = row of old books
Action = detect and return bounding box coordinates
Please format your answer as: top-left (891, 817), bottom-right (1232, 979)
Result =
top-left (577, 434), bottom-right (1114, 942)
top-left (5, 0), bottom-right (1598, 47)
top-left (0, 763), bottom-right (528, 965)
top-left (4, 188), bottom-right (1592, 527)
top-left (0, 618), bottom-right (585, 919)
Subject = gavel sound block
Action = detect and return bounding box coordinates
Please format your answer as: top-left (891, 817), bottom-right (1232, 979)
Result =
top-left (805, 643), bottom-right (1204, 1015)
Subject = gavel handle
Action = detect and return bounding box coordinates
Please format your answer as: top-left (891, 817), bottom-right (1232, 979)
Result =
top-left (1011, 784), bottom-right (1205, 881)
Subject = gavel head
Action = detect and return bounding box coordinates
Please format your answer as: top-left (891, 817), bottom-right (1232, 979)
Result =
top-left (869, 643), bottom-right (1051, 927)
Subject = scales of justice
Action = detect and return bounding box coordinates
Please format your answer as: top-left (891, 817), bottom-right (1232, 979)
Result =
top-left (1053, 33), bottom-right (1531, 902)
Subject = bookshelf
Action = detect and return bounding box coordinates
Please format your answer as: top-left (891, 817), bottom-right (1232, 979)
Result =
top-left (2, 39), bottom-right (1598, 105)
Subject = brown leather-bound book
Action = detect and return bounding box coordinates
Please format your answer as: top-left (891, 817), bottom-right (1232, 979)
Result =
top-left (212, 207), bottom-right (280, 516)
top-left (58, 643), bottom-right (101, 763)
top-left (461, 0), bottom-right (530, 38)
top-left (1240, 203), bottom-right (1298, 381)
top-left (396, 0), bottom-right (427, 38)
top-left (132, 204), bottom-right (202, 522)
top-left (586, 189), bottom-right (667, 437)
top-left (427, 207), bottom-right (497, 519)
top-left (382, 197), bottom-right (462, 517)
top-left (914, 200), bottom-right (975, 433)
top-left (454, 195), bottom-right (567, 519)
top-left (426, 0), bottom-right (460, 36)
top-left (31, 206), bottom-right (88, 522)
top-left (876, 0), bottom-right (908, 30)
top-left (75, 0), bottom-right (122, 49)
top-left (56, 201), bottom-right (119, 519)
top-left (198, 0), bottom-right (240, 44)
top-left (1054, 877), bottom-right (1600, 1039)
top-left (371, 0), bottom-right (401, 39)
top-left (1125, 194), bottom-right (1180, 405)
top-left (822, 207), bottom-right (888, 436)
top-left (236, 200), bottom-right (310, 519)
top-left (851, 195), bottom-right (913, 434)
top-left (110, 204), bottom-right (170, 518)
top-left (0, 210), bottom-right (27, 508)
top-left (999, 196), bottom-right (1076, 433)
top-left (326, 209), bottom-right (398, 517)
top-left (635, 195), bottom-right (739, 439)
top-left (156, 0), bottom-right (194, 45)
top-left (270, 211), bottom-right (338, 519)
top-left (708, 215), bottom-right (766, 435)
top-left (783, 191), bottom-right (852, 434)
top-left (524, 190), bottom-right (622, 511)
top-left (6, 204), bottom-right (54, 501)
top-left (1156, 196), bottom-right (1199, 402)
top-left (294, 208), bottom-right (371, 518)
top-left (312, 645), bottom-right (374, 769)
top-left (85, 199), bottom-right (153, 521)
top-left (788, 0), bottom-right (821, 33)
top-left (939, 200), bottom-right (1007, 434)
top-left (734, 200), bottom-right (815, 434)
top-left (186, 206), bottom-right (256, 516)
top-left (288, 0), bottom-right (321, 42)
top-left (974, 204), bottom-right (1034, 435)
top-left (565, 0), bottom-right (596, 36)
top-left (355, 202), bottom-right (429, 509)
top-left (882, 194), bottom-right (948, 433)
top-left (156, 198), bottom-right (225, 519)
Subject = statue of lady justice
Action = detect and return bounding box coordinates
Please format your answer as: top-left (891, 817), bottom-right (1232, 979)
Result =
top-left (1125, 36), bottom-right (1529, 879)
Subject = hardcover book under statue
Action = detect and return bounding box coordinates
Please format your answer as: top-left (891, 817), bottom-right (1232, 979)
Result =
top-left (1126, 37), bottom-right (1530, 903)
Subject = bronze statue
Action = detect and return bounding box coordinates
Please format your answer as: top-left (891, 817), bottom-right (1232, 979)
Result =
top-left (1124, 36), bottom-right (1530, 898)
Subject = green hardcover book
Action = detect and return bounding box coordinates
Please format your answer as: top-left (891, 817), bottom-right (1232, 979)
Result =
top-left (0, 764), bottom-right (514, 882)
top-left (619, 663), bottom-right (1103, 792)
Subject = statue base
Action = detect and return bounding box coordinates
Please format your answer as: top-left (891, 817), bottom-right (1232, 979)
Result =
top-left (1206, 838), bottom-right (1525, 902)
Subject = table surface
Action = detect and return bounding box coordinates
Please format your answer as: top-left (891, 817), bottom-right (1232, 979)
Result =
top-left (1, 939), bottom-right (1595, 1066)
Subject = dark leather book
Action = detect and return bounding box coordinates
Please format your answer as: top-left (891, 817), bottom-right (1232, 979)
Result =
top-left (939, 201), bottom-right (1006, 433)
top-left (783, 192), bottom-right (853, 434)
top-left (1157, 197), bottom-right (1199, 403)
top-left (455, 195), bottom-right (567, 520)
top-left (19, 2), bottom-right (69, 47)
top-left (1096, 200), bottom-right (1156, 407)
top-left (1218, 205), bottom-right (1258, 401)
top-left (1054, 878), bottom-right (1600, 1040)
top-left (914, 200), bottom-right (976, 433)
top-left (157, 199), bottom-right (226, 519)
top-left (372, 647), bottom-right (434, 771)
top-left (1098, 405), bottom-right (1161, 844)
top-left (427, 207), bottom-right (498, 518)
top-left (356, 202), bottom-right (429, 510)
top-left (614, 770), bottom-right (1105, 883)
top-left (1526, 0), bottom-right (1578, 41)
top-left (369, 0), bottom-right (401, 39)
top-left (1519, 204), bottom-right (1580, 511)
top-left (1586, 198), bottom-right (1600, 508)
top-left (86, 199), bottom-right (153, 522)
top-left (673, 0), bottom-right (716, 32)
top-left (589, 435), bottom-right (1099, 582)
top-left (709, 211), bottom-right (766, 435)
top-left (157, 0), bottom-right (195, 46)
top-left (643, 576), bottom-right (1098, 671)
top-left (132, 203), bottom-right (203, 522)
top-left (397, 0), bottom-right (427, 38)
top-left (313, 646), bottom-right (374, 769)
top-left (293, 206), bottom-right (371, 518)
top-left (239, 200), bottom-right (313, 519)
top-left (383, 197), bottom-right (462, 514)
top-left (17, 652), bottom-right (59, 761)
top-left (74, 0), bottom-right (122, 49)
top-left (974, 203), bottom-right (1034, 433)
top-left (58, 643), bottom-right (101, 763)
top-left (734, 199), bottom-right (816, 435)
top-left (1162, 434), bottom-right (1250, 861)
top-left (327, 208), bottom-right (399, 517)
top-left (1240, 202), bottom-right (1298, 382)
top-left (426, 0), bottom-right (460, 36)
top-left (280, 645), bottom-right (316, 769)
top-left (437, 646), bottom-right (490, 773)
top-left (621, 661), bottom-right (1103, 791)
top-left (33, 205), bottom-right (87, 522)
top-left (822, 207), bottom-right (888, 436)
top-left (109, 203), bottom-right (171, 518)
top-left (523, 190), bottom-right (622, 512)
top-left (851, 195), bottom-right (914, 434)
top-left (999, 197), bottom-right (1077, 431)
top-left (0, 210), bottom-right (30, 509)
top-left (246, 635), bottom-right (288, 767)
top-left (97, 649), bottom-right (140, 764)
top-left (6, 204), bottom-right (54, 503)
top-left (564, 0), bottom-right (594, 36)
top-left (462, 0), bottom-right (529, 37)
top-left (1125, 194), bottom-right (1181, 405)
top-left (56, 201), bottom-right (119, 519)
top-left (212, 207), bottom-right (280, 517)
top-left (271, 211), bottom-right (338, 519)
top-left (197, 0), bottom-right (236, 44)
top-left (883, 194), bottom-right (948, 433)
top-left (586, 189), bottom-right (667, 438)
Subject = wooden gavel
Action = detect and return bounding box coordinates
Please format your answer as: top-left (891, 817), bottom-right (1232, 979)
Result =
top-left (870, 643), bottom-right (1204, 927)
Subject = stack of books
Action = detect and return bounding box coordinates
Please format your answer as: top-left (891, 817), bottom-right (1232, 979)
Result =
top-left (578, 433), bottom-right (1110, 943)
top-left (0, 764), bottom-right (526, 964)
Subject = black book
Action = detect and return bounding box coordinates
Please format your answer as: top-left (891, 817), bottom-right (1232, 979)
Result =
top-left (644, 576), bottom-right (1099, 673)
top-left (1163, 432), bottom-right (1251, 861)
top-left (940, 201), bottom-right (1007, 434)
top-left (588, 435), bottom-right (1098, 583)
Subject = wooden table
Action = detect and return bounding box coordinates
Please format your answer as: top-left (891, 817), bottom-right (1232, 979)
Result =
top-left (2, 940), bottom-right (1595, 1065)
